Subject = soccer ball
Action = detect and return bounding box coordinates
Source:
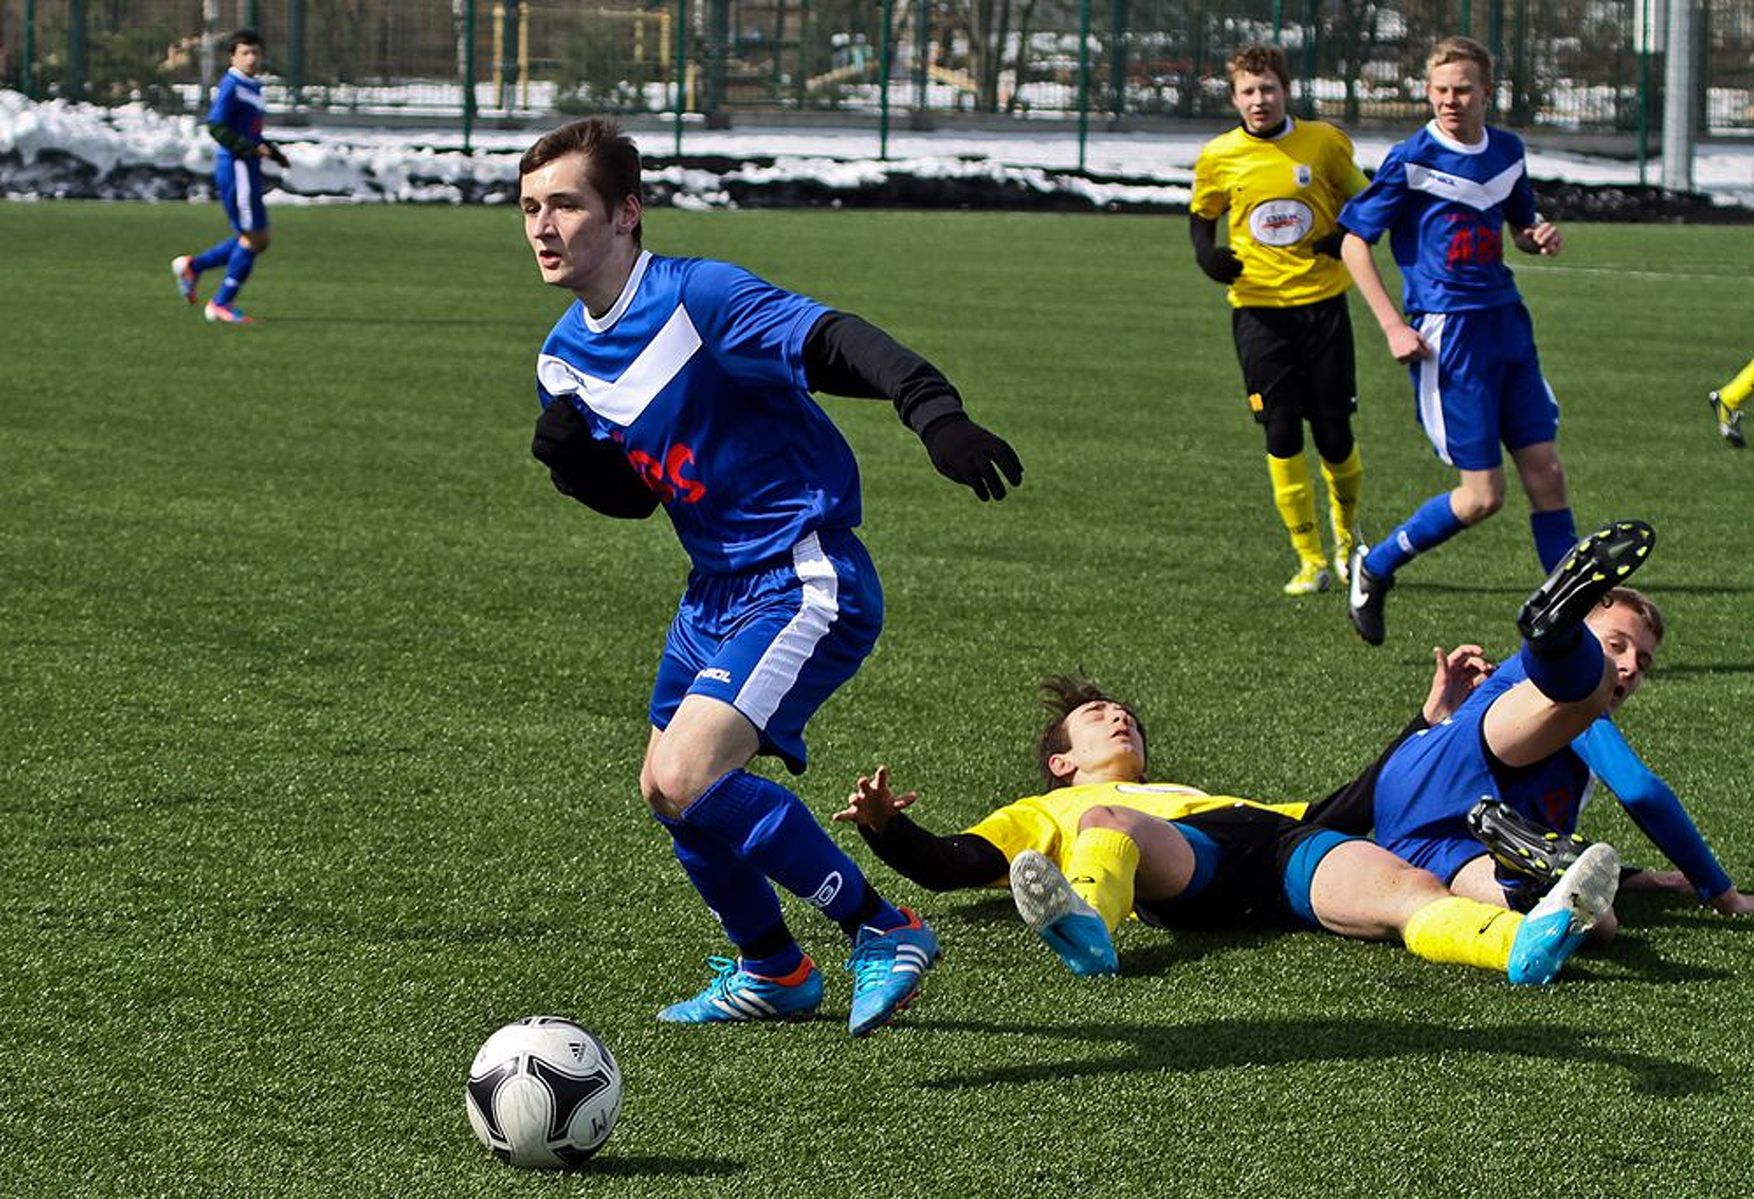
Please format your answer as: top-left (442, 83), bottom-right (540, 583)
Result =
top-left (464, 1016), bottom-right (622, 1169)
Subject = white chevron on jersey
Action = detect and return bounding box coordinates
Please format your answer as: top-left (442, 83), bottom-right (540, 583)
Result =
top-left (536, 303), bottom-right (703, 427)
top-left (1405, 159), bottom-right (1525, 214)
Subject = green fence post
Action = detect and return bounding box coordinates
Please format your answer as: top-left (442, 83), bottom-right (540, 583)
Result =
top-left (674, 0), bottom-right (687, 155)
top-left (1487, 0), bottom-right (1503, 117)
top-left (879, 0), bottom-right (893, 160)
top-left (246, 1), bottom-right (260, 27)
top-left (20, 0), bottom-right (35, 97)
top-left (1076, 0), bottom-right (1091, 170)
top-left (1461, 0), bottom-right (1472, 37)
top-left (288, 0), bottom-right (305, 106)
top-left (1109, 0), bottom-right (1129, 119)
top-left (67, 0), bottom-right (87, 100)
top-left (1300, 0), bottom-right (1316, 117)
top-left (914, 0), bottom-right (929, 123)
top-left (1271, 0), bottom-right (1281, 43)
top-left (500, 0), bottom-right (519, 110)
top-left (462, 0), bottom-right (476, 153)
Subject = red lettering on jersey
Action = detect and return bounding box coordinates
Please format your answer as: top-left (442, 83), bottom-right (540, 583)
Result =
top-left (625, 444), bottom-right (707, 505)
top-left (1446, 223), bottom-right (1503, 269)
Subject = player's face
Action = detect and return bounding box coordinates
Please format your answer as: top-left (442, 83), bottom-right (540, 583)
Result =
top-left (520, 152), bottom-right (640, 303)
top-left (1052, 701), bottom-right (1146, 783)
top-left (1426, 60), bottom-right (1487, 143)
top-left (1230, 70), bottom-right (1287, 135)
top-left (1586, 604), bottom-right (1658, 713)
top-left (230, 42), bottom-right (264, 77)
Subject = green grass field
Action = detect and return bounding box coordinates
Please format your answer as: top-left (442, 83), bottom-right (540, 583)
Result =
top-left (3, 200), bottom-right (1752, 1197)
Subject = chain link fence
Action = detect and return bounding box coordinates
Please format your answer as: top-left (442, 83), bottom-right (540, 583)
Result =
top-left (4, 0), bottom-right (1750, 135)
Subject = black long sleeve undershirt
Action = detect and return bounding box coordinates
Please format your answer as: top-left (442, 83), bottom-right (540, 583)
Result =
top-left (855, 813), bottom-right (1010, 892)
top-left (802, 311), bottom-right (965, 435)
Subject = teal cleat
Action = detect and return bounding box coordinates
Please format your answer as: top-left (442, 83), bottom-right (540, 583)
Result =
top-left (1010, 849), bottom-right (1118, 977)
top-left (1507, 842), bottom-right (1620, 985)
top-left (657, 955), bottom-right (822, 1024)
top-left (845, 908), bottom-right (939, 1037)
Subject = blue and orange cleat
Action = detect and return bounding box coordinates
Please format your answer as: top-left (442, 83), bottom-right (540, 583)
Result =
top-left (170, 255), bottom-right (199, 305)
top-left (1507, 842), bottom-right (1620, 985)
top-left (657, 955), bottom-right (822, 1024)
top-left (845, 908), bottom-right (939, 1036)
top-left (204, 300), bottom-right (254, 326)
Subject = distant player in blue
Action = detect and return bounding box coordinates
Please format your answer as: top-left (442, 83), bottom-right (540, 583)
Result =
top-left (1337, 35), bottom-right (1572, 646)
top-left (1310, 521), bottom-right (1754, 930)
top-left (171, 28), bottom-right (288, 326)
top-left (517, 118), bottom-right (1024, 1035)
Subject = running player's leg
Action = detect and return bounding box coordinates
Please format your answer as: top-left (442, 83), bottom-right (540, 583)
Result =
top-left (1499, 307), bottom-right (1573, 571)
top-left (1303, 295), bottom-right (1365, 581)
top-left (1235, 307), bottom-right (1330, 595)
top-left (1708, 356), bottom-right (1754, 447)
top-left (208, 158), bottom-right (270, 320)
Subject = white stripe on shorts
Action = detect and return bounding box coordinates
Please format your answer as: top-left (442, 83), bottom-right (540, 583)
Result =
top-left (234, 158), bottom-right (256, 231)
top-left (1413, 312), bottom-right (1451, 465)
top-left (735, 533), bottom-right (840, 730)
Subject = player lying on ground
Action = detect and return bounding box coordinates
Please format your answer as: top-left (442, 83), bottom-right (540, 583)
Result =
top-left (835, 650), bottom-right (1617, 986)
top-left (1337, 36), bottom-right (1573, 646)
top-left (519, 117), bottom-right (1023, 1035)
top-left (1708, 354), bottom-right (1754, 448)
top-left (1189, 43), bottom-right (1369, 597)
top-left (1310, 519), bottom-right (1754, 921)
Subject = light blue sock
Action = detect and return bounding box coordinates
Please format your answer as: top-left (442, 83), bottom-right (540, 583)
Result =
top-left (1531, 508), bottom-right (1578, 573)
top-left (1364, 493), bottom-right (1467, 580)
top-left (212, 242), bottom-right (258, 306)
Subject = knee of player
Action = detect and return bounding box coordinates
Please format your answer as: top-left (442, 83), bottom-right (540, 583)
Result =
top-left (1452, 488), bottom-right (1503, 524)
top-left (641, 754), bottom-right (707, 819)
top-left (1076, 804), bottom-right (1129, 833)
top-left (245, 231), bottom-right (272, 253)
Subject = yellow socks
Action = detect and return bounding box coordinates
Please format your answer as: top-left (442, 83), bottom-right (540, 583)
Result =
top-left (1267, 453), bottom-right (1324, 566)
top-left (1402, 896), bottom-right (1522, 972)
top-left (1320, 444), bottom-right (1364, 553)
top-left (1719, 357), bottom-right (1754, 410)
top-left (1065, 827), bottom-right (1141, 932)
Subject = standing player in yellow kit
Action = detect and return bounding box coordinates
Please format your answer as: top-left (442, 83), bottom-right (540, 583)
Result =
top-left (1190, 44), bottom-right (1370, 596)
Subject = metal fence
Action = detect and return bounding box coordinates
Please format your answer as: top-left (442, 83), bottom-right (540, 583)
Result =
top-left (4, 0), bottom-right (1750, 137)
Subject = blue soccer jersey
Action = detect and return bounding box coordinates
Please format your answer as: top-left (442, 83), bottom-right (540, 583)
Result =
top-left (535, 252), bottom-right (855, 574)
top-left (1339, 121), bottom-right (1538, 314)
top-left (207, 67), bottom-right (266, 163)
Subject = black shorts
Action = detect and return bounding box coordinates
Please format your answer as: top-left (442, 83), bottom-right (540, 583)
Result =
top-left (1303, 714), bottom-right (1431, 836)
top-left (1133, 805), bottom-right (1336, 931)
top-left (1231, 294), bottom-right (1357, 425)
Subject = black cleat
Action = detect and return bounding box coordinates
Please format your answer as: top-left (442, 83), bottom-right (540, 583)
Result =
top-left (1467, 798), bottom-right (1590, 887)
top-left (1346, 544), bottom-right (1391, 646)
top-left (1516, 520), bottom-right (1655, 647)
top-left (1709, 391), bottom-right (1745, 449)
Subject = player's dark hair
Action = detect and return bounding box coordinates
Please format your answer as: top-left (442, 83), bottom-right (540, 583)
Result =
top-left (1035, 674), bottom-right (1148, 790)
top-left (1226, 44), bottom-right (1290, 92)
top-left (519, 117), bottom-right (644, 245)
top-left (1427, 35), bottom-right (1494, 86)
top-left (224, 28), bottom-right (264, 57)
top-left (1603, 586), bottom-right (1665, 645)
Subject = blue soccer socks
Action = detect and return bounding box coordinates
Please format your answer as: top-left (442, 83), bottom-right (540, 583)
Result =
top-left (1530, 507), bottom-right (1578, 574)
top-left (190, 237), bottom-right (237, 275)
top-left (659, 810), bottom-right (803, 977)
top-left (212, 242), bottom-right (258, 306)
top-left (1365, 493), bottom-right (1467, 581)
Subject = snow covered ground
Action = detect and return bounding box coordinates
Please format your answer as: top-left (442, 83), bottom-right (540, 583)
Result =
top-left (4, 88), bottom-right (1752, 211)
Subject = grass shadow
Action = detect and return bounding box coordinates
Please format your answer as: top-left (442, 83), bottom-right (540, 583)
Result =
top-left (574, 1155), bottom-right (747, 1180)
top-left (917, 1015), bottom-right (1715, 1097)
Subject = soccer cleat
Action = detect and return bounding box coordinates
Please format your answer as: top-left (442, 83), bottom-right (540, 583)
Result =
top-left (1506, 841), bottom-right (1620, 985)
top-left (845, 908), bottom-right (940, 1037)
top-left (1708, 391), bottom-right (1745, 449)
top-left (656, 955), bottom-right (823, 1024)
top-left (1516, 520), bottom-right (1654, 648)
top-left (1467, 798), bottom-right (1590, 887)
top-left (171, 255), bottom-right (198, 304)
top-left (1346, 544), bottom-right (1391, 646)
top-left (1283, 559), bottom-right (1333, 597)
top-left (203, 300), bottom-right (254, 325)
top-left (1009, 850), bottom-right (1118, 977)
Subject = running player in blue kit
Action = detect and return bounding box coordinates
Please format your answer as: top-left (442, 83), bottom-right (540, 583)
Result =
top-left (518, 118), bottom-right (1024, 1035)
top-left (1338, 35), bottom-right (1573, 646)
top-left (171, 29), bottom-right (288, 326)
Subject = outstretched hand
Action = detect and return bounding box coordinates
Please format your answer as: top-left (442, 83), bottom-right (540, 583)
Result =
top-left (1421, 643), bottom-right (1494, 725)
top-left (921, 415), bottom-right (1024, 501)
top-left (833, 765), bottom-right (918, 834)
top-left (260, 141), bottom-right (291, 169)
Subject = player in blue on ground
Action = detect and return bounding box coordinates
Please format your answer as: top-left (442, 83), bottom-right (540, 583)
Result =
top-left (835, 656), bottom-right (1618, 987)
top-left (171, 28), bottom-right (288, 326)
top-left (518, 117), bottom-right (1024, 1036)
top-left (1337, 35), bottom-right (1572, 646)
top-left (1309, 519), bottom-right (1754, 925)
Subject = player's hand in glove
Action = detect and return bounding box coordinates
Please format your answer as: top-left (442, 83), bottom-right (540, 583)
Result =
top-left (920, 414), bottom-right (1023, 501)
top-left (261, 141), bottom-right (291, 169)
top-left (1311, 231), bottom-right (1345, 258)
top-left (532, 400), bottom-right (658, 519)
top-left (1196, 245), bottom-right (1244, 284)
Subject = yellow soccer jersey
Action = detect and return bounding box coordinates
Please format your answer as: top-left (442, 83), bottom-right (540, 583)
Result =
top-left (964, 781), bottom-right (1309, 873)
top-left (1190, 118), bottom-right (1369, 308)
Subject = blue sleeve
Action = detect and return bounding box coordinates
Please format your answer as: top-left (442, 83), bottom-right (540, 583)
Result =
top-left (1337, 144), bottom-right (1408, 244)
top-left (683, 261), bottom-right (828, 393)
top-left (1573, 719), bottom-right (1733, 900)
top-left (206, 75), bottom-right (235, 126)
top-left (1503, 136), bottom-right (1539, 228)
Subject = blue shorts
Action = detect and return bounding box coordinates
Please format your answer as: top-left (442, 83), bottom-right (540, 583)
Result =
top-left (216, 153), bottom-right (269, 234)
top-left (650, 528), bottom-right (882, 774)
top-left (1406, 303), bottom-right (1556, 471)
top-left (1371, 710), bottom-right (1496, 885)
top-left (1132, 806), bottom-right (1357, 932)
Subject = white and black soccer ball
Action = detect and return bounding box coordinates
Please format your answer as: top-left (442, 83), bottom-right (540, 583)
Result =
top-left (464, 1016), bottom-right (622, 1169)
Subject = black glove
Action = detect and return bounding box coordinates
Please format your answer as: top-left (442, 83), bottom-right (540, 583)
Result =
top-left (263, 141), bottom-right (290, 169)
top-left (919, 414), bottom-right (1023, 501)
top-left (1196, 245), bottom-right (1244, 284)
top-left (1311, 231), bottom-right (1345, 259)
top-left (532, 401), bottom-right (658, 519)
